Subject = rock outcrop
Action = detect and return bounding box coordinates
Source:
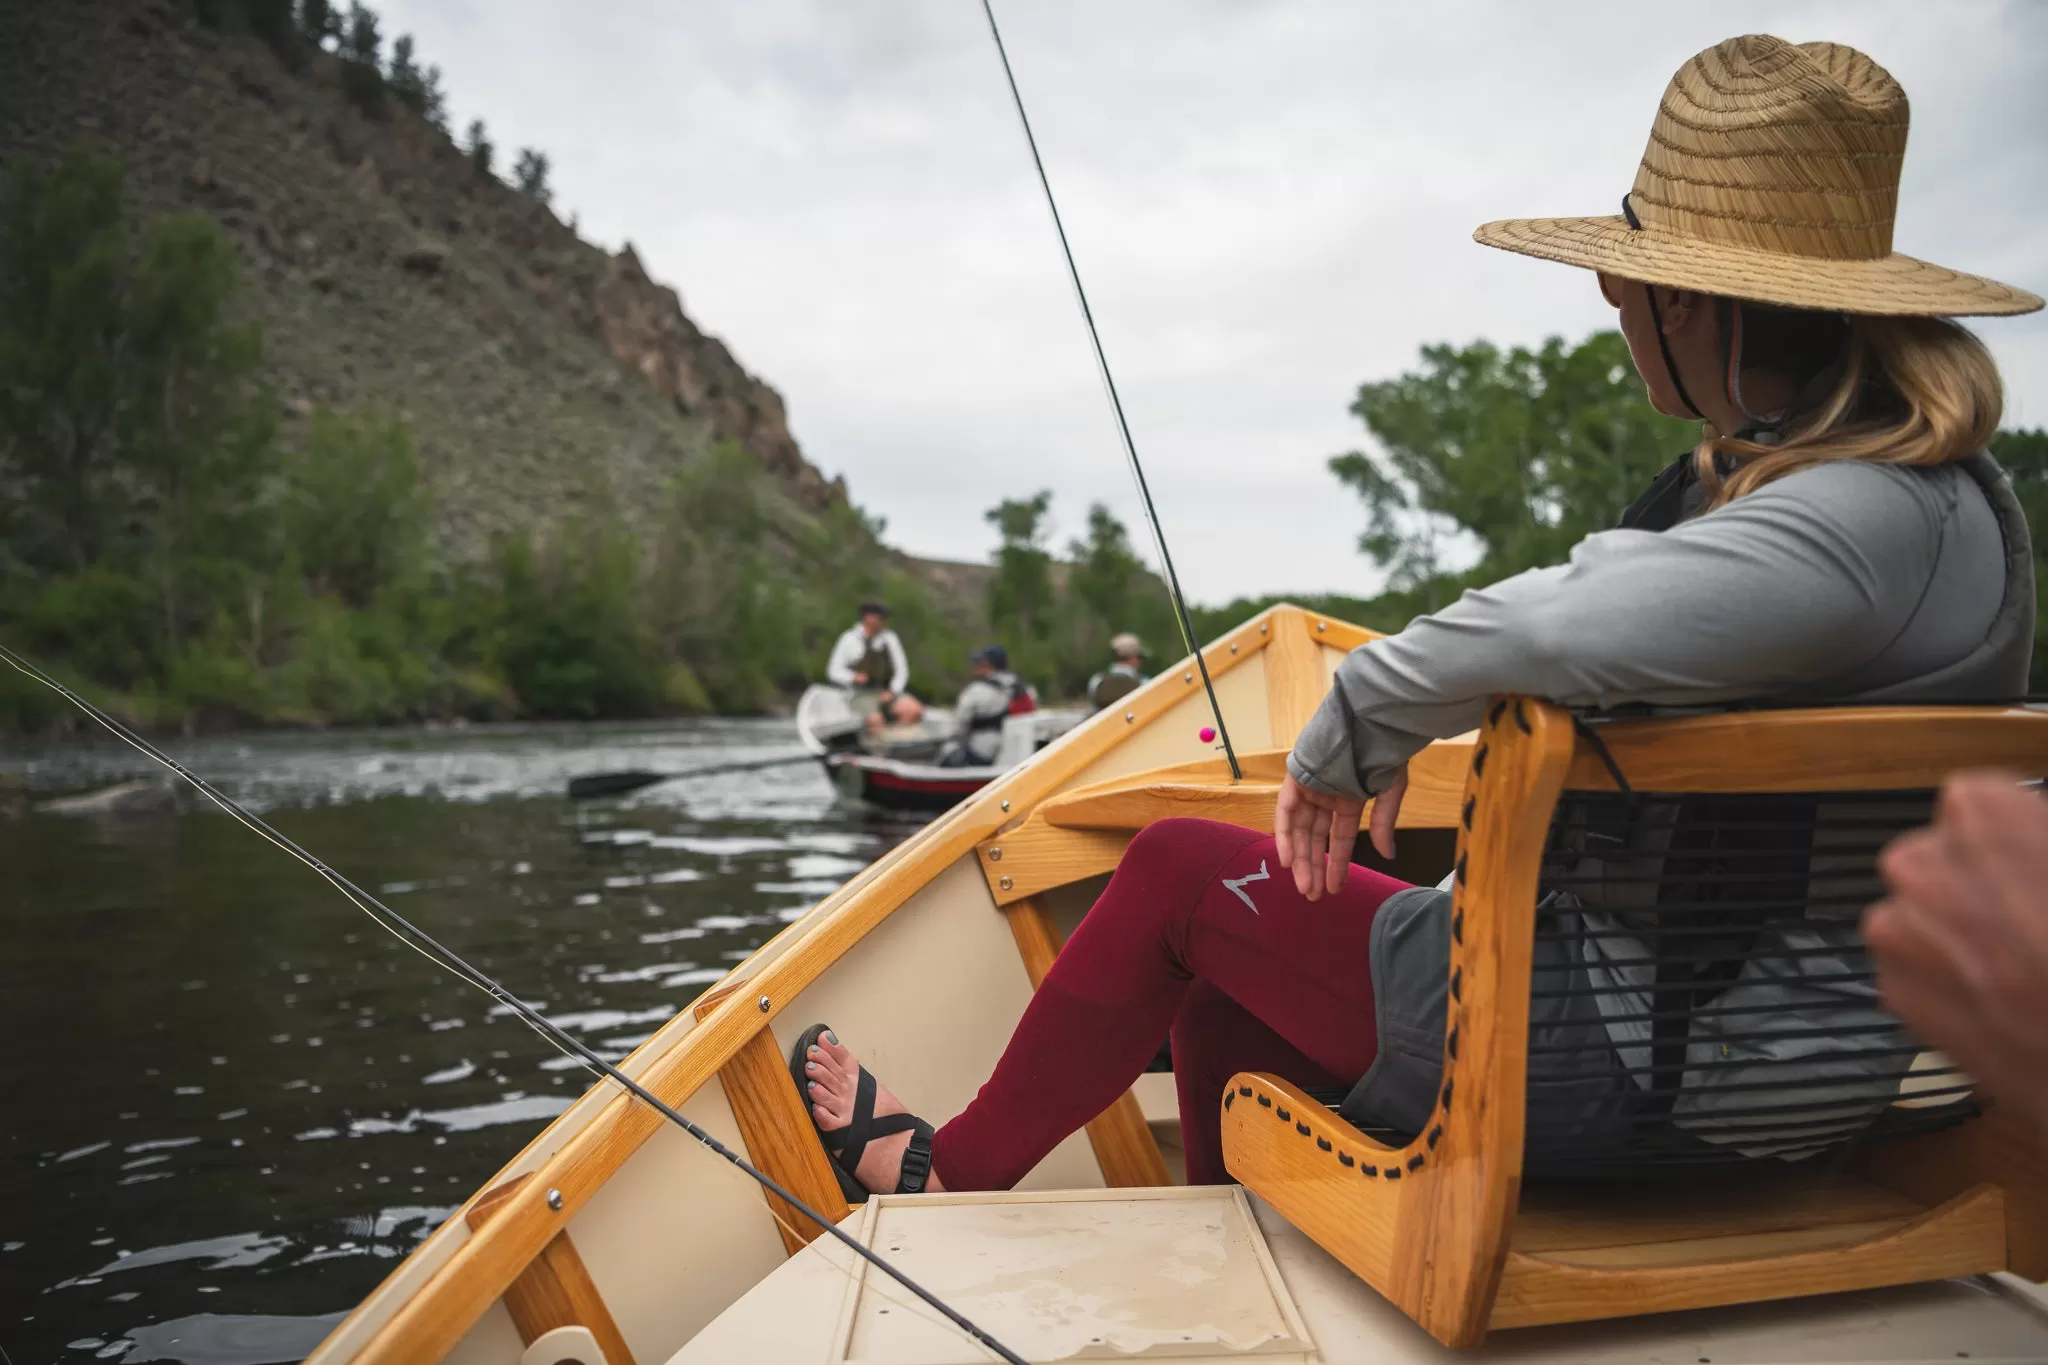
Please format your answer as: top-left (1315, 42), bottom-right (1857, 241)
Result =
top-left (593, 246), bottom-right (842, 507)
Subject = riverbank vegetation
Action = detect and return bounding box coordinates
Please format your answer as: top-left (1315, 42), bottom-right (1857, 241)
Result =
top-left (6, 144), bottom-right (2040, 735)
top-left (1199, 336), bottom-right (2048, 690)
top-left (0, 149), bottom-right (958, 733)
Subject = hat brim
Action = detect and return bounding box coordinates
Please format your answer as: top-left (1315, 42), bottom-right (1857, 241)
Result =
top-left (1475, 215), bottom-right (2042, 318)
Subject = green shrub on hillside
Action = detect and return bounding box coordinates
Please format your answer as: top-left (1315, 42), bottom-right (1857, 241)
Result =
top-left (297, 0), bottom-right (340, 50)
top-left (649, 443), bottom-right (965, 712)
top-left (186, 0), bottom-right (300, 61)
top-left (0, 151), bottom-right (478, 731)
top-left (464, 119), bottom-right (495, 180)
top-left (284, 408), bottom-right (432, 607)
top-left (387, 36), bottom-right (447, 128)
top-left (338, 3), bottom-right (385, 115)
top-left (487, 525), bottom-right (668, 720)
top-left (0, 149), bottom-right (277, 691)
top-left (513, 150), bottom-right (552, 206)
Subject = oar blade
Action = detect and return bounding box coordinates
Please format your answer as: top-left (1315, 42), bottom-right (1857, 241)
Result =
top-left (566, 770), bottom-right (672, 801)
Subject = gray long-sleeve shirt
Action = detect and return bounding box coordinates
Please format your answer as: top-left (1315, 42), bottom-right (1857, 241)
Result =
top-left (1289, 455), bottom-right (2033, 803)
top-left (1318, 452), bottom-right (2036, 1154)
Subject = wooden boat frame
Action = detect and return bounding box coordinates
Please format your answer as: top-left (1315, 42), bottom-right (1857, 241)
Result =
top-left (314, 603), bottom-right (1379, 1363)
top-left (309, 605), bottom-right (2048, 1363)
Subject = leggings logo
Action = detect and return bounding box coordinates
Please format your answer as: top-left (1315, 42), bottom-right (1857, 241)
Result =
top-left (1222, 860), bottom-right (1271, 914)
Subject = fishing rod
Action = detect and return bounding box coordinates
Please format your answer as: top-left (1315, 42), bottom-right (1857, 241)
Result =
top-left (0, 642), bottom-right (1026, 1365)
top-left (980, 0), bottom-right (1242, 782)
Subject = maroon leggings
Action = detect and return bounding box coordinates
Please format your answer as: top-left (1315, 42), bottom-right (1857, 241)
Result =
top-left (929, 817), bottom-right (1413, 1188)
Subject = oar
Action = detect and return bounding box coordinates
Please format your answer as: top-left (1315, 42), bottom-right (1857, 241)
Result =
top-left (565, 752), bottom-right (818, 801)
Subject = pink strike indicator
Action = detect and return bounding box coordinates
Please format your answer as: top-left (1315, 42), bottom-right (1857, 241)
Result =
top-left (1199, 726), bottom-right (1217, 743)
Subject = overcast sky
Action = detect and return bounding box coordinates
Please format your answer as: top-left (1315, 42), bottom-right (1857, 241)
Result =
top-left (378, 0), bottom-right (2047, 605)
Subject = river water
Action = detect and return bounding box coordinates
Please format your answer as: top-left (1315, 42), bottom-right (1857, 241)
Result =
top-left (0, 720), bottom-right (918, 1363)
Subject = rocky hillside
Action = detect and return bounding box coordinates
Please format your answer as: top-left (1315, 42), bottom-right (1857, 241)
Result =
top-left (0, 0), bottom-right (848, 559)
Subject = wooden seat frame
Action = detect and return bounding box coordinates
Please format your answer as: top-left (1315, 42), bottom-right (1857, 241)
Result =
top-left (1221, 697), bottom-right (2048, 1347)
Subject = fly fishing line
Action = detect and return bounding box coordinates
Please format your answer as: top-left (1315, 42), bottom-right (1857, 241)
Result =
top-left (0, 642), bottom-right (1027, 1364)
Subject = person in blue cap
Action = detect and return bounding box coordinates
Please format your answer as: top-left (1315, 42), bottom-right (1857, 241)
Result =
top-left (941, 645), bottom-right (1035, 767)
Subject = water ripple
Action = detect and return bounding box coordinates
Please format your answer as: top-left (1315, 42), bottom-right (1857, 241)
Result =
top-left (0, 716), bottom-right (913, 1361)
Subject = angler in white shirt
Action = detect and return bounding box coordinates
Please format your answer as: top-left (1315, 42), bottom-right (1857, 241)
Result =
top-left (825, 601), bottom-right (924, 734)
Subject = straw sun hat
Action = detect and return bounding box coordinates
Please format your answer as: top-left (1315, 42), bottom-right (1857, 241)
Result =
top-left (1475, 35), bottom-right (2042, 317)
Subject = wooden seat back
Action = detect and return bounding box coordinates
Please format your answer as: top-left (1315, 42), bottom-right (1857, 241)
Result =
top-left (1222, 698), bottom-right (2048, 1347)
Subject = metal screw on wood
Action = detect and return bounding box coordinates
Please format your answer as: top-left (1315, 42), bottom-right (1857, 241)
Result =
top-left (999, 876), bottom-right (1013, 891)
top-left (988, 847), bottom-right (1002, 861)
top-left (757, 994), bottom-right (771, 1013)
top-left (1230, 643), bottom-right (1239, 653)
top-left (1317, 621), bottom-right (1327, 633)
top-left (1000, 799), bottom-right (1010, 811)
top-left (1124, 711), bottom-right (1135, 723)
top-left (1183, 672), bottom-right (1193, 683)
top-left (546, 1187), bottom-right (564, 1211)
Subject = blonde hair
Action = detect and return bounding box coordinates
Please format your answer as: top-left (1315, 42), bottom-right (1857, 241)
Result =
top-left (1697, 315), bottom-right (2003, 507)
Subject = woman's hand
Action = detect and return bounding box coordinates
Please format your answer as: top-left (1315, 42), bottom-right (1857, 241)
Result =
top-left (1367, 767), bottom-right (1407, 863)
top-left (1275, 771), bottom-right (1367, 901)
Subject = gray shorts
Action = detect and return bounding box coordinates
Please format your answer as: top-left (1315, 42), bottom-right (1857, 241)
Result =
top-left (1337, 888), bottom-right (1637, 1164)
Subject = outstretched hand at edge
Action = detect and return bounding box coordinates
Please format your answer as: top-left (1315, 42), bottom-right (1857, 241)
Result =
top-left (1867, 772), bottom-right (2048, 1150)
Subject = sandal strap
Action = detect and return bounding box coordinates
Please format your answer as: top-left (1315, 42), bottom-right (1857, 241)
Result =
top-left (865, 1112), bottom-right (924, 1139)
top-left (830, 1067), bottom-right (880, 1176)
top-left (896, 1119), bottom-right (936, 1195)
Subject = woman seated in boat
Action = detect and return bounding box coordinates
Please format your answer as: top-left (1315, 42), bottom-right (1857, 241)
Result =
top-left (796, 35), bottom-right (2039, 1199)
top-left (939, 645), bottom-right (1037, 769)
top-left (825, 601), bottom-right (924, 735)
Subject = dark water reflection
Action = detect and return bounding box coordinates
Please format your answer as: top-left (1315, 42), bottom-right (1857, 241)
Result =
top-left (0, 720), bottom-right (918, 1362)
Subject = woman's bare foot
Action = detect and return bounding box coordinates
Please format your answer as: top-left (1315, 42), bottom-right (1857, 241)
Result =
top-left (803, 1031), bottom-right (945, 1195)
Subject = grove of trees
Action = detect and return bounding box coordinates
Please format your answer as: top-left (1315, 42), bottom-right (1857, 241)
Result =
top-left (977, 493), bottom-right (1181, 699)
top-left (10, 137), bottom-right (2037, 737)
top-left (1204, 332), bottom-right (2047, 691)
top-left (0, 151), bottom-right (957, 733)
top-left (183, 0), bottom-right (543, 191)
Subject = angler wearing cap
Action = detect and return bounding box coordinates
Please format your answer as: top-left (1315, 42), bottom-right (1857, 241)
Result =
top-left (941, 645), bottom-right (1037, 768)
top-left (825, 600), bottom-right (923, 735)
top-left (1086, 632), bottom-right (1148, 711)
top-left (797, 35), bottom-right (2041, 1200)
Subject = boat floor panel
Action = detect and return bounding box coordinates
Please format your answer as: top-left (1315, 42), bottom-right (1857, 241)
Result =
top-left (672, 1191), bottom-right (2048, 1363)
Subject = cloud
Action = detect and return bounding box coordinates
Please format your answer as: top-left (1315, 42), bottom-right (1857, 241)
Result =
top-left (378, 0), bottom-right (2047, 604)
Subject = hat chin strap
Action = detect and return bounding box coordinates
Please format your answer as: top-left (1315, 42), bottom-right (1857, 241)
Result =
top-left (1718, 296), bottom-right (1793, 440)
top-left (1620, 194), bottom-right (1800, 442)
top-left (1621, 194), bottom-right (1707, 423)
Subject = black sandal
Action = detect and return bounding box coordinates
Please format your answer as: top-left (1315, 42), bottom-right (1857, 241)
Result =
top-left (789, 1023), bottom-right (934, 1203)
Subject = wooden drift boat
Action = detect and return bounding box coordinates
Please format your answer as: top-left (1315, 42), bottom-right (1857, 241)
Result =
top-left (310, 606), bottom-right (2048, 1365)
